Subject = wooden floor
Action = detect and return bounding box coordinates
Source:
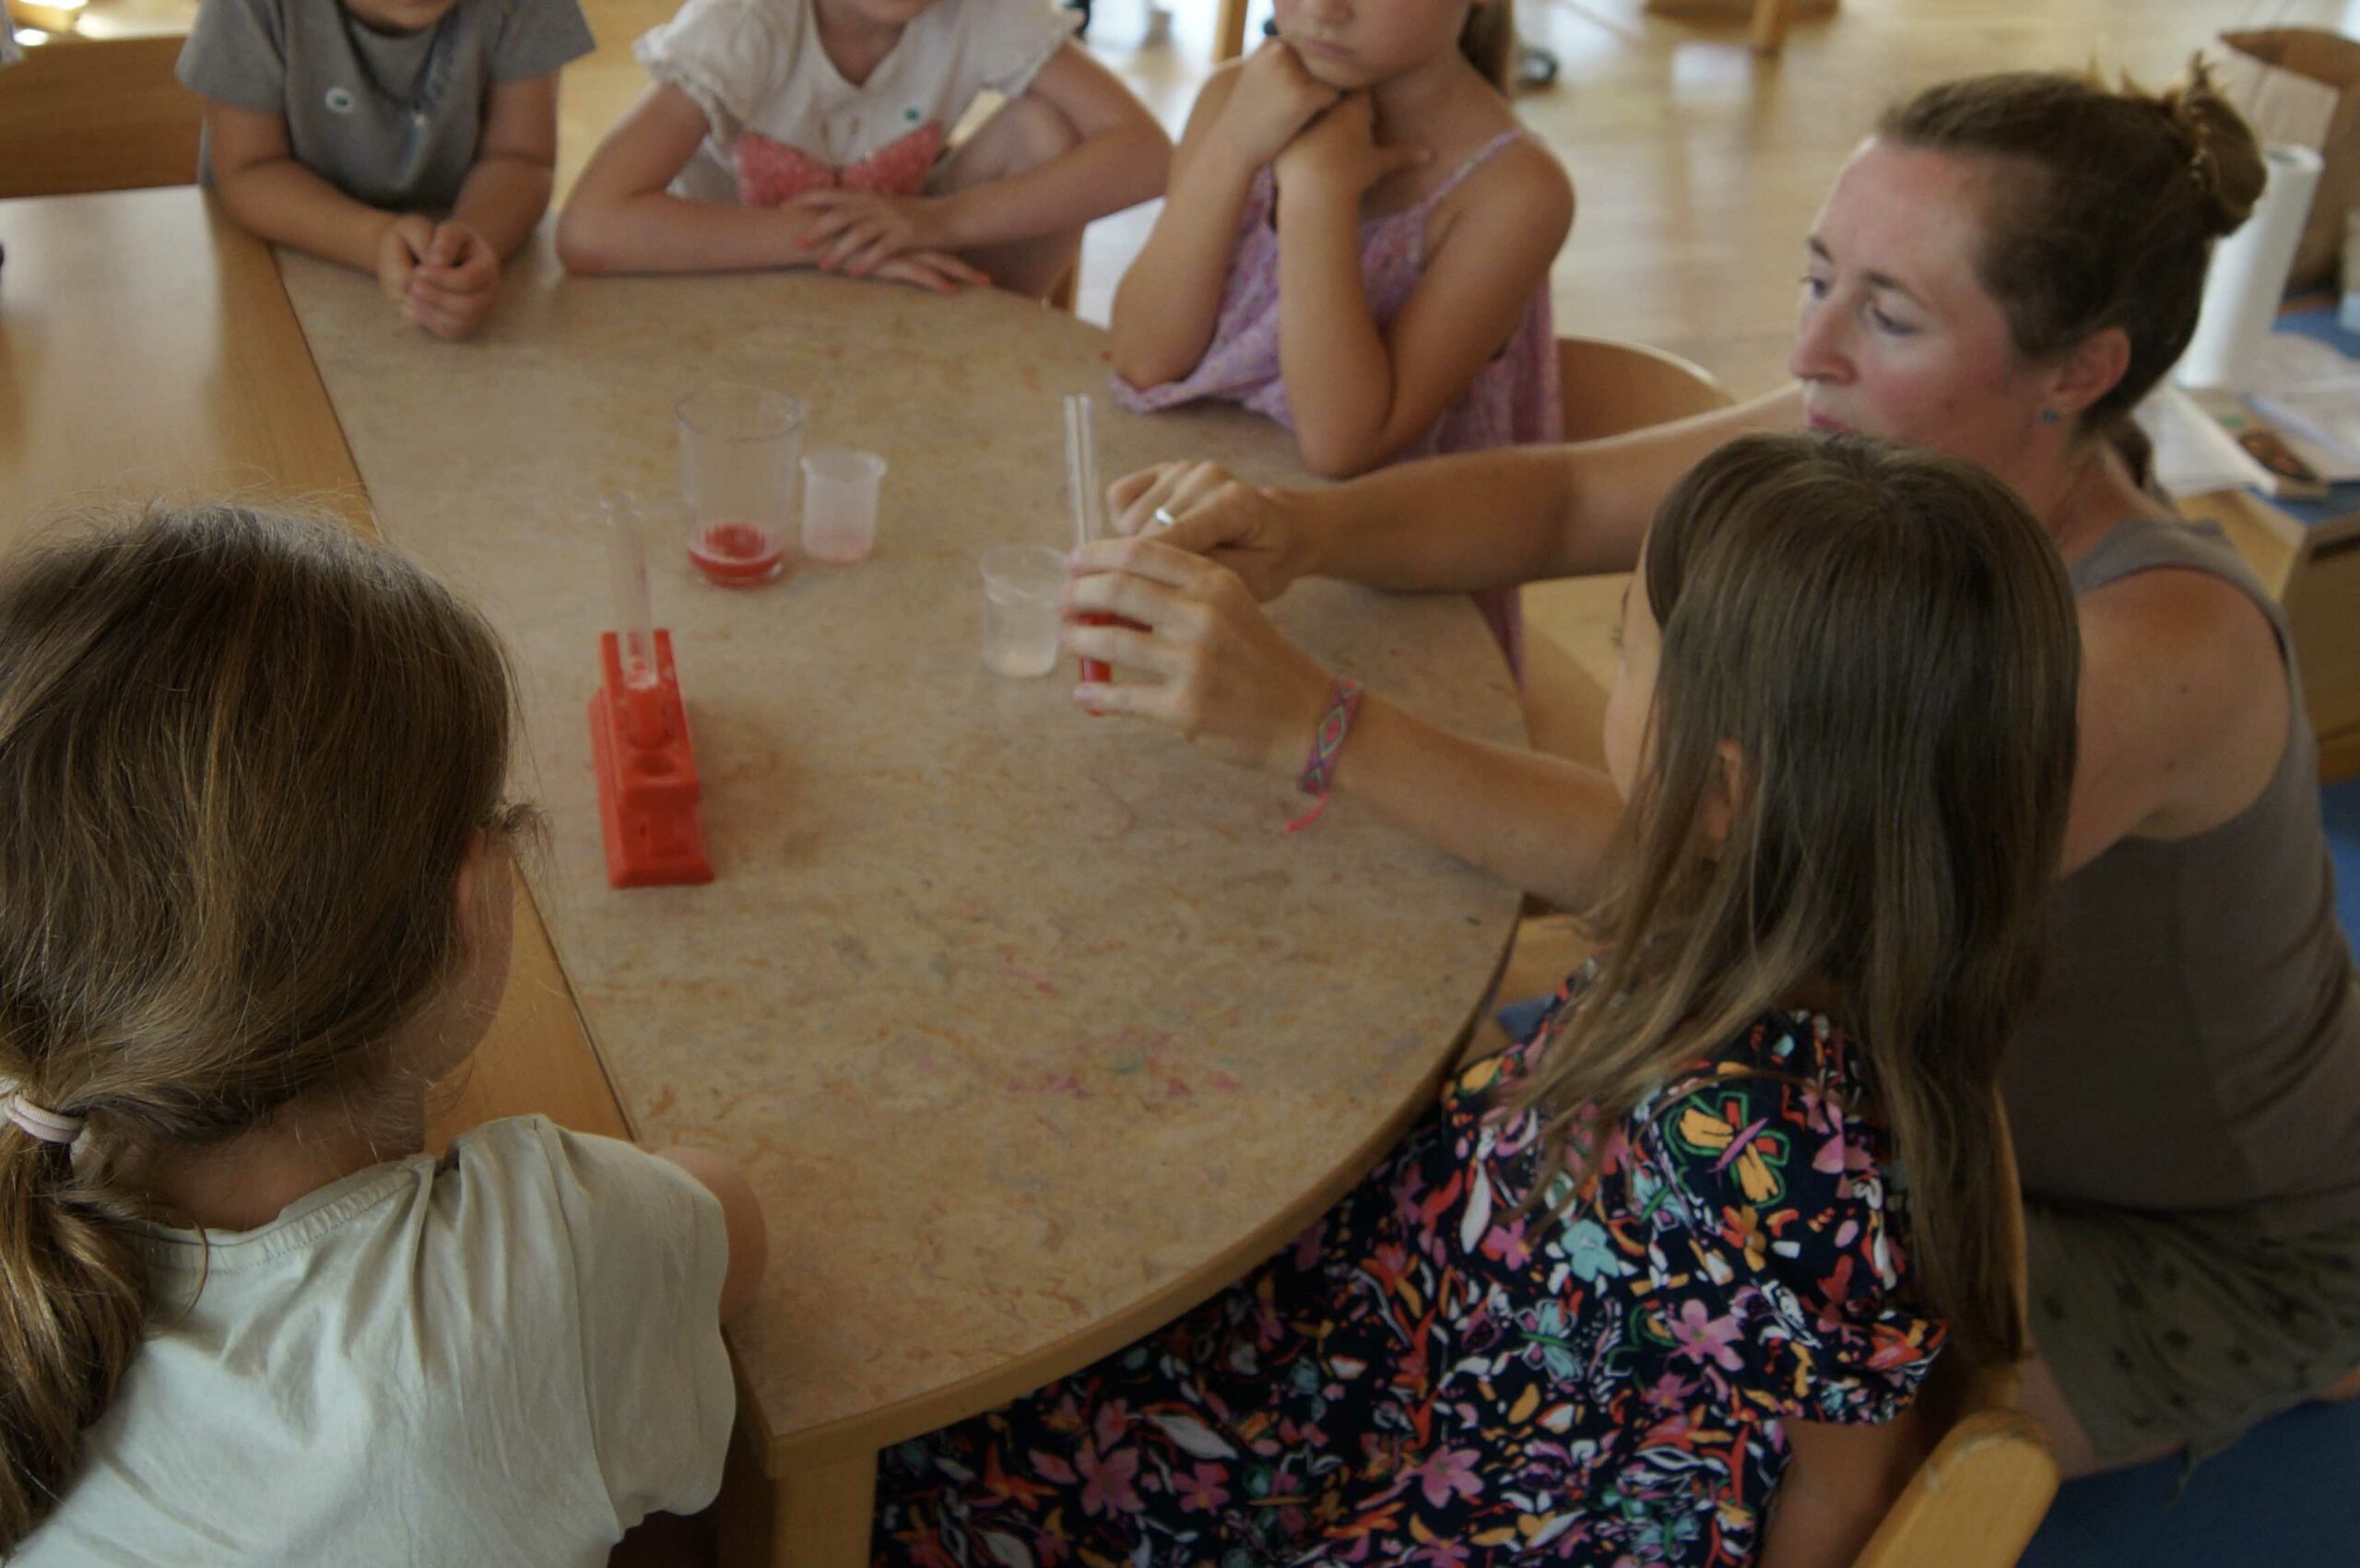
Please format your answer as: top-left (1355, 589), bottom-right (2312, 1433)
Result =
top-left (560, 0), bottom-right (2360, 398)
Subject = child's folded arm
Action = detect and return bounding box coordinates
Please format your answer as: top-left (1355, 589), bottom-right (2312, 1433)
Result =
top-left (928, 42), bottom-right (1170, 254)
top-left (556, 84), bottom-right (835, 276)
top-left (447, 73), bottom-right (563, 262)
top-left (203, 100), bottom-right (405, 274)
top-left (1278, 141), bottom-right (1573, 478)
top-left (1108, 65), bottom-right (1257, 391)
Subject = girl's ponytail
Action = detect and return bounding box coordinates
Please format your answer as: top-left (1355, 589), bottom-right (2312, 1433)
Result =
top-left (0, 1125), bottom-right (147, 1550)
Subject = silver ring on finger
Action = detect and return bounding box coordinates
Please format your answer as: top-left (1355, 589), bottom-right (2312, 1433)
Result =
top-left (1151, 506), bottom-right (1178, 530)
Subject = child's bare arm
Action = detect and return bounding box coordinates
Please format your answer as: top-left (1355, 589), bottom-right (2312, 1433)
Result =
top-left (447, 73), bottom-right (562, 260)
top-left (1277, 124), bottom-right (1573, 477)
top-left (1758, 1411), bottom-right (1925, 1568)
top-left (650, 1147), bottom-right (769, 1320)
top-left (556, 84), bottom-right (840, 276)
top-left (791, 45), bottom-right (1169, 281)
top-left (1108, 43), bottom-right (1334, 390)
top-left (942, 42), bottom-right (1169, 247)
top-left (205, 100), bottom-right (406, 273)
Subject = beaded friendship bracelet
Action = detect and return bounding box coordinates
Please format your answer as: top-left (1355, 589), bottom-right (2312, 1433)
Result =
top-left (1286, 676), bottom-right (1364, 834)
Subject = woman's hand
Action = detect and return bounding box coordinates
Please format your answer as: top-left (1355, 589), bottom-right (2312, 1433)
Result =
top-left (1061, 539), bottom-right (1333, 777)
top-left (792, 190), bottom-right (960, 277)
top-left (1105, 461), bottom-right (1317, 601)
top-left (1218, 40), bottom-right (1340, 171)
top-left (1273, 92), bottom-right (1426, 200)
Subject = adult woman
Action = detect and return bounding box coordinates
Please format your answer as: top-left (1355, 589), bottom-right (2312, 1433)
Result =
top-left (1065, 67), bottom-right (2360, 1477)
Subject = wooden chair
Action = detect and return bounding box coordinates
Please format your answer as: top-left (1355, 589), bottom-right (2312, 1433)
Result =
top-left (1520, 336), bottom-right (1733, 762)
top-left (0, 34), bottom-right (203, 200)
top-left (1640, 0), bottom-right (1828, 56)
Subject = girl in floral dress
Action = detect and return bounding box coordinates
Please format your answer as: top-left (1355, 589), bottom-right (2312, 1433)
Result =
top-left (874, 433), bottom-right (2082, 1567)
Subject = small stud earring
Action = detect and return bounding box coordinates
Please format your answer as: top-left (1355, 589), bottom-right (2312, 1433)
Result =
top-left (2039, 408), bottom-right (2063, 425)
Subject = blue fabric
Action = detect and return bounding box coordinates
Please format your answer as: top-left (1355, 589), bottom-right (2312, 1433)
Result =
top-left (2328, 774), bottom-right (2360, 964)
top-left (2022, 1397), bottom-right (2360, 1564)
top-left (1494, 992), bottom-right (1555, 1043)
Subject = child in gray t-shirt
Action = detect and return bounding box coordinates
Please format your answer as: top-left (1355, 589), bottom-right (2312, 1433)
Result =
top-left (179, 0), bottom-right (595, 339)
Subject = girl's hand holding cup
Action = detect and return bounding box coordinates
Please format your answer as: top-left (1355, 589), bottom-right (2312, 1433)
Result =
top-left (1061, 538), bottom-right (1331, 777)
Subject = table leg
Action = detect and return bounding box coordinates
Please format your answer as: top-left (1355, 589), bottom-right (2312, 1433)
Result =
top-left (718, 1432), bottom-right (879, 1568)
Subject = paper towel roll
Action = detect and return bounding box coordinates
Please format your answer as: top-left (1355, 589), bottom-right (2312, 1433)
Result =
top-left (2176, 144), bottom-right (2323, 392)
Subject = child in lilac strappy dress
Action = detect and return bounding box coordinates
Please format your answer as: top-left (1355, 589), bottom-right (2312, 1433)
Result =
top-left (1114, 128), bottom-right (1561, 675)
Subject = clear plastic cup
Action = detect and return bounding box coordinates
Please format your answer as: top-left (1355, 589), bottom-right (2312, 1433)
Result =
top-left (677, 383), bottom-right (805, 587)
top-left (802, 448), bottom-right (887, 563)
top-left (977, 545), bottom-right (1066, 678)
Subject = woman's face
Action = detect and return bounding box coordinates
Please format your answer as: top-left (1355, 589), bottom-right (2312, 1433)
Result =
top-left (1789, 140), bottom-right (2060, 495)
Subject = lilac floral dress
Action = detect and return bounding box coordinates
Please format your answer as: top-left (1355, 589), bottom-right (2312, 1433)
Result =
top-left (873, 976), bottom-right (1944, 1567)
top-left (1113, 129), bottom-right (1564, 678)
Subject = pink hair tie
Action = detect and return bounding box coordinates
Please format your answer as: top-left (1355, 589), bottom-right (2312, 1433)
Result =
top-left (3, 1088), bottom-right (85, 1145)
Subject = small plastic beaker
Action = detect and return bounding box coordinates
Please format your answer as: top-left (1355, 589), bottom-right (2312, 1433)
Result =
top-left (802, 449), bottom-right (887, 563)
top-left (977, 546), bottom-right (1066, 678)
top-left (677, 383), bottom-right (805, 586)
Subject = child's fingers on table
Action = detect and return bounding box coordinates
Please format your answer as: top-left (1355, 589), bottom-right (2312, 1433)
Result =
top-left (844, 233), bottom-right (908, 277)
top-left (407, 273), bottom-right (489, 312)
top-left (872, 254), bottom-right (962, 295)
top-left (923, 251), bottom-right (990, 287)
top-left (421, 249), bottom-right (499, 292)
top-left (822, 222), bottom-right (887, 273)
top-left (412, 295), bottom-right (487, 340)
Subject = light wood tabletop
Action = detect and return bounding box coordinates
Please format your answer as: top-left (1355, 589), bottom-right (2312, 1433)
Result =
top-left (1, 186), bottom-right (1527, 1566)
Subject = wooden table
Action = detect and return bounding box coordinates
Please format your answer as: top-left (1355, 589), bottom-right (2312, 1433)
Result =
top-left (2, 186), bottom-right (1526, 1565)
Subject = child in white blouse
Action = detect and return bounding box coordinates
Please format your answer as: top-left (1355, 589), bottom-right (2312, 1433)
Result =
top-left (559, 0), bottom-right (1171, 300)
top-left (0, 507), bottom-right (765, 1566)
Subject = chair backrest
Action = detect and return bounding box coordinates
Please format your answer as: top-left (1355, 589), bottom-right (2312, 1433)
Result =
top-left (0, 36), bottom-right (203, 200)
top-left (1520, 336), bottom-right (1737, 759)
top-left (1553, 335), bottom-right (1734, 442)
top-left (1853, 1100), bottom-right (2059, 1568)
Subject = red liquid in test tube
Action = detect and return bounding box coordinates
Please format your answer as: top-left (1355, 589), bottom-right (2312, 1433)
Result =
top-left (1065, 394), bottom-right (1113, 696)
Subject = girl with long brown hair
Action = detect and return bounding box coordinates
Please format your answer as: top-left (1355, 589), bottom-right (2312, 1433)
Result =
top-left (872, 432), bottom-right (2080, 1567)
top-left (0, 505), bottom-right (765, 1564)
top-left (1079, 61), bottom-right (2360, 1480)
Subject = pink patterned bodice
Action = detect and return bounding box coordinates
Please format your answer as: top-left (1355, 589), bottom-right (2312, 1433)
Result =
top-left (734, 121), bottom-right (947, 205)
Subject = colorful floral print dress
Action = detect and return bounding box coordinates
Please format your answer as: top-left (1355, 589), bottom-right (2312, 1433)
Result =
top-left (873, 984), bottom-right (1944, 1567)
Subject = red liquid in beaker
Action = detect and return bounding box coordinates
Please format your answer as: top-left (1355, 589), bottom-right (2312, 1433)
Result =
top-left (688, 521), bottom-right (785, 585)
